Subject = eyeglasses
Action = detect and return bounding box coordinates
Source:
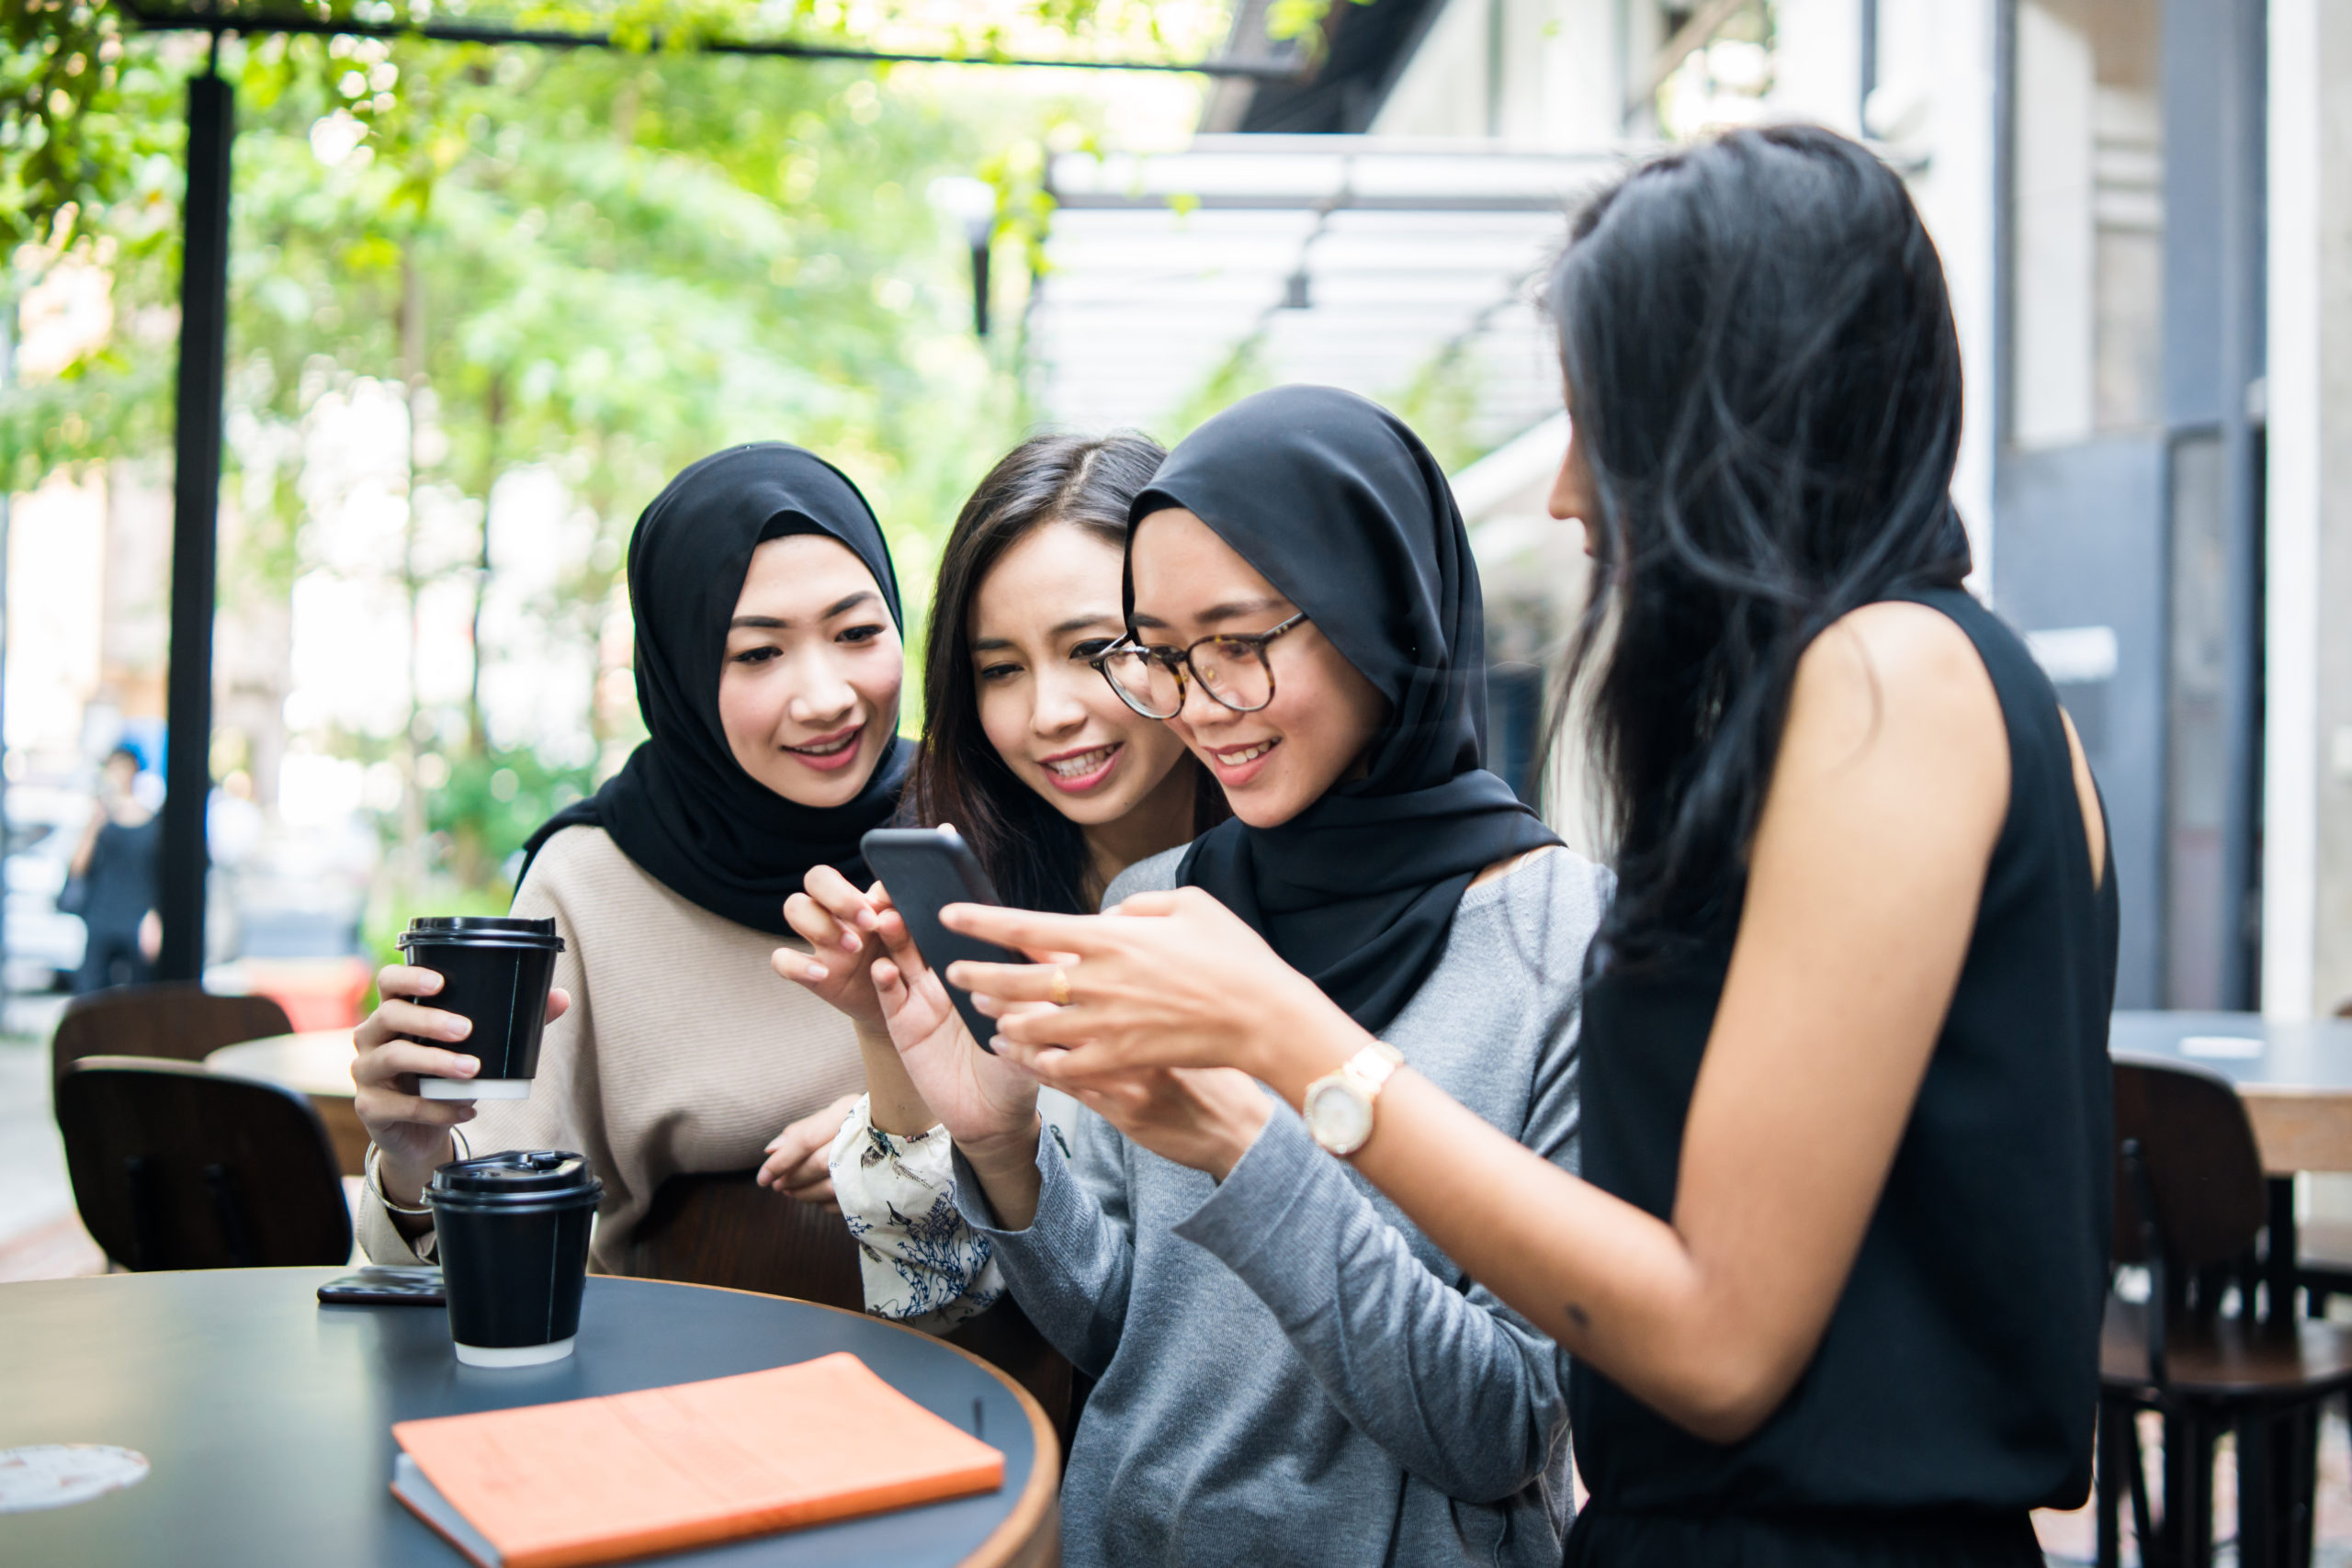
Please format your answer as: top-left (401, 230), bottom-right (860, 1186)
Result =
top-left (1090, 612), bottom-right (1311, 721)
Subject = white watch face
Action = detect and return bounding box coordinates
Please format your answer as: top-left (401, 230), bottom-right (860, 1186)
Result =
top-left (1306, 1079), bottom-right (1374, 1153)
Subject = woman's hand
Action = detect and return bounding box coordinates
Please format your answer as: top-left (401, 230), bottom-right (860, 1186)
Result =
top-left (775, 866), bottom-right (889, 1030)
top-left (998, 1042), bottom-right (1272, 1180)
top-left (869, 898), bottom-right (1054, 1227)
top-left (351, 964), bottom-right (572, 1206)
top-left (866, 901), bottom-right (1040, 1162)
top-left (942, 888), bottom-right (1365, 1097)
top-left (756, 1091), bottom-right (859, 1208)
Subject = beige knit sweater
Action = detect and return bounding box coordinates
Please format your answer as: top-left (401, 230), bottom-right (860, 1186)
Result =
top-left (357, 825), bottom-right (865, 1272)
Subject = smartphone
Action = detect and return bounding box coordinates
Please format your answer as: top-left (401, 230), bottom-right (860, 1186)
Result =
top-left (317, 1266), bottom-right (446, 1306)
top-left (860, 826), bottom-right (1031, 1054)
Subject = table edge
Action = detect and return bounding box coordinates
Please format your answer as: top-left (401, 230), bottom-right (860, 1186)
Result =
top-left (599, 1276), bottom-right (1061, 1568)
top-left (200, 1035), bottom-right (359, 1099)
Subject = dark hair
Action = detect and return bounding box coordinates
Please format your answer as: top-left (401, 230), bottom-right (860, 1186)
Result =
top-left (903, 433), bottom-right (1225, 914)
top-left (1550, 124), bottom-right (1973, 966)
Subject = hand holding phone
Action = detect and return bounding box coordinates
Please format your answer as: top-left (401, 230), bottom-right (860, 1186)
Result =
top-left (859, 827), bottom-right (1032, 1054)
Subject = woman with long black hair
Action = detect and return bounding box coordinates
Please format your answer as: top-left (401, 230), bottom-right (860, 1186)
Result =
top-left (768, 433), bottom-right (1221, 1326)
top-left (951, 127), bottom-right (2118, 1565)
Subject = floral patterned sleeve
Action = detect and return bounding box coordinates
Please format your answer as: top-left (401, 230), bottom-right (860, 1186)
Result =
top-left (828, 1094), bottom-right (1005, 1335)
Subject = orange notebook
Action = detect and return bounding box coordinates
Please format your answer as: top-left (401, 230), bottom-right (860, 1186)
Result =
top-left (390, 1352), bottom-right (1005, 1568)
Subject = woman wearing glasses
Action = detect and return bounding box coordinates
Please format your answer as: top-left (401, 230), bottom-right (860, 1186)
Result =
top-left (854, 386), bottom-right (1611, 1568)
top-left (769, 432), bottom-right (1223, 1326)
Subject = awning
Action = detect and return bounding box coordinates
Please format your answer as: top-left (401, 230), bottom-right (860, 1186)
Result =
top-left (1028, 136), bottom-right (1628, 451)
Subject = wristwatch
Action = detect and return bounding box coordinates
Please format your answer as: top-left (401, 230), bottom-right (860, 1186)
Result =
top-left (1303, 1042), bottom-right (1406, 1157)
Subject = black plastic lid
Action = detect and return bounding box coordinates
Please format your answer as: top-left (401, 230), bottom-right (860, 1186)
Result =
top-left (399, 915), bottom-right (563, 951)
top-left (427, 1150), bottom-right (600, 1203)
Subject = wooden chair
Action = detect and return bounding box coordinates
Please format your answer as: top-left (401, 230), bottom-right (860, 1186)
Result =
top-left (622, 1171), bottom-right (1075, 1446)
top-left (2098, 1056), bottom-right (2352, 1568)
top-left (51, 982), bottom-right (294, 1084)
top-left (54, 1056), bottom-right (353, 1270)
top-left (623, 1170), bottom-right (865, 1309)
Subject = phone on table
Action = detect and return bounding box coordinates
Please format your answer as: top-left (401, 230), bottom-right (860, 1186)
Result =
top-left (860, 826), bottom-right (1032, 1054)
top-left (317, 1267), bottom-right (446, 1306)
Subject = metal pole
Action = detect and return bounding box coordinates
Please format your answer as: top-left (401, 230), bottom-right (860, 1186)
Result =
top-left (115, 0), bottom-right (1306, 79)
top-left (1858, 0), bottom-right (1879, 134)
top-left (2218, 0), bottom-right (2268, 1008)
top-left (160, 63), bottom-right (232, 983)
top-left (1992, 0), bottom-right (2018, 453)
top-left (970, 240), bottom-right (991, 337)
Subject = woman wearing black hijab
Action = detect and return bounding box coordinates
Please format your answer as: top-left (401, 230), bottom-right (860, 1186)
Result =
top-left (351, 443), bottom-right (912, 1272)
top-left (857, 387), bottom-right (1613, 1568)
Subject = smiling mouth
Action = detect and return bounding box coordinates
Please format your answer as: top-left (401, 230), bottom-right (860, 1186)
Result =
top-left (786, 728), bottom-right (870, 771)
top-left (1037, 742), bottom-right (1125, 793)
top-left (1043, 743), bottom-right (1120, 780)
top-left (1208, 739), bottom-right (1277, 768)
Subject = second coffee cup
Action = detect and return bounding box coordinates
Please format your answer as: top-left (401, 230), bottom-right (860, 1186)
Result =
top-left (428, 1150), bottom-right (599, 1367)
top-left (397, 915), bottom-right (565, 1100)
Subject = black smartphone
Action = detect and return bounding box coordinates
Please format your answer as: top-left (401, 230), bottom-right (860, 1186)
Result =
top-left (860, 826), bottom-right (1031, 1054)
top-left (317, 1266), bottom-right (446, 1306)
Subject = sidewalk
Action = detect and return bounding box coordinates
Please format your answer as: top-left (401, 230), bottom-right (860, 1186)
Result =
top-left (2030, 1415), bottom-right (2352, 1565)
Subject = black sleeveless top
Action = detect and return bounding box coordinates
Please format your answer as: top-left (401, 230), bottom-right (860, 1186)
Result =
top-left (1568, 590), bottom-right (2120, 1548)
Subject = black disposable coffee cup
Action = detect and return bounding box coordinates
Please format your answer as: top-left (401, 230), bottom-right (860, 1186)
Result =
top-left (397, 916), bottom-right (564, 1101)
top-left (427, 1150), bottom-right (600, 1367)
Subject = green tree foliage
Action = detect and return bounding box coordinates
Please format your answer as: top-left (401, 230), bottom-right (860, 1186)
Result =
top-left (1, 2), bottom-right (1236, 903)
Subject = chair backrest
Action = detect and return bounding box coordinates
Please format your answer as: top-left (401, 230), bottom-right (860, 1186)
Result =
top-left (2110, 1054), bottom-right (2268, 1270)
top-left (55, 1056), bottom-right (353, 1269)
top-left (622, 1171), bottom-right (865, 1310)
top-left (51, 982), bottom-right (295, 1085)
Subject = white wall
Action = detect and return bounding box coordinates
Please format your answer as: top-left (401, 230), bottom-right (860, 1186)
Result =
top-left (1770, 0), bottom-right (1864, 138)
top-left (1876, 1), bottom-right (2001, 585)
top-left (1370, 0), bottom-right (1997, 581)
top-left (2261, 0), bottom-right (2352, 1020)
top-left (1372, 0), bottom-right (1493, 138)
top-left (1372, 0), bottom-right (1627, 146)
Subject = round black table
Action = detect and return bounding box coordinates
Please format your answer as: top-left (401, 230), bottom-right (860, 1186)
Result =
top-left (0, 1269), bottom-right (1058, 1566)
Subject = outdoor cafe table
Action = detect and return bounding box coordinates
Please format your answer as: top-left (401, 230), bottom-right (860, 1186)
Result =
top-left (0, 1269), bottom-right (1059, 1567)
top-left (2109, 1009), bottom-right (2352, 1317)
top-left (206, 1029), bottom-right (368, 1176)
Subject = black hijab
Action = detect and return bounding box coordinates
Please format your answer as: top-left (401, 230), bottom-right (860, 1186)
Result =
top-left (1133, 386), bottom-right (1561, 1032)
top-left (522, 443), bottom-right (912, 934)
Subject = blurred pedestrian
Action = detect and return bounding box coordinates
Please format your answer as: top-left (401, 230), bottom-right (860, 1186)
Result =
top-left (68, 744), bottom-right (163, 994)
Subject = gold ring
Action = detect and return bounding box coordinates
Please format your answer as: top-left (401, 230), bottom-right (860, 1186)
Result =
top-left (1047, 966), bottom-right (1072, 1008)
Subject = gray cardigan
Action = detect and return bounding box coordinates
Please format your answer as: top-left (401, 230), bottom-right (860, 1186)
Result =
top-left (954, 846), bottom-right (1611, 1568)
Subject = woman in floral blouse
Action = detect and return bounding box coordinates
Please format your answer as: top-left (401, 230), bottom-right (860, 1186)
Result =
top-left (764, 431), bottom-right (1223, 1327)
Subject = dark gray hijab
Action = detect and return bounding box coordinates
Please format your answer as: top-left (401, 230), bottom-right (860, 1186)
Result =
top-left (523, 443), bottom-right (911, 933)
top-left (1131, 386), bottom-right (1559, 1031)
